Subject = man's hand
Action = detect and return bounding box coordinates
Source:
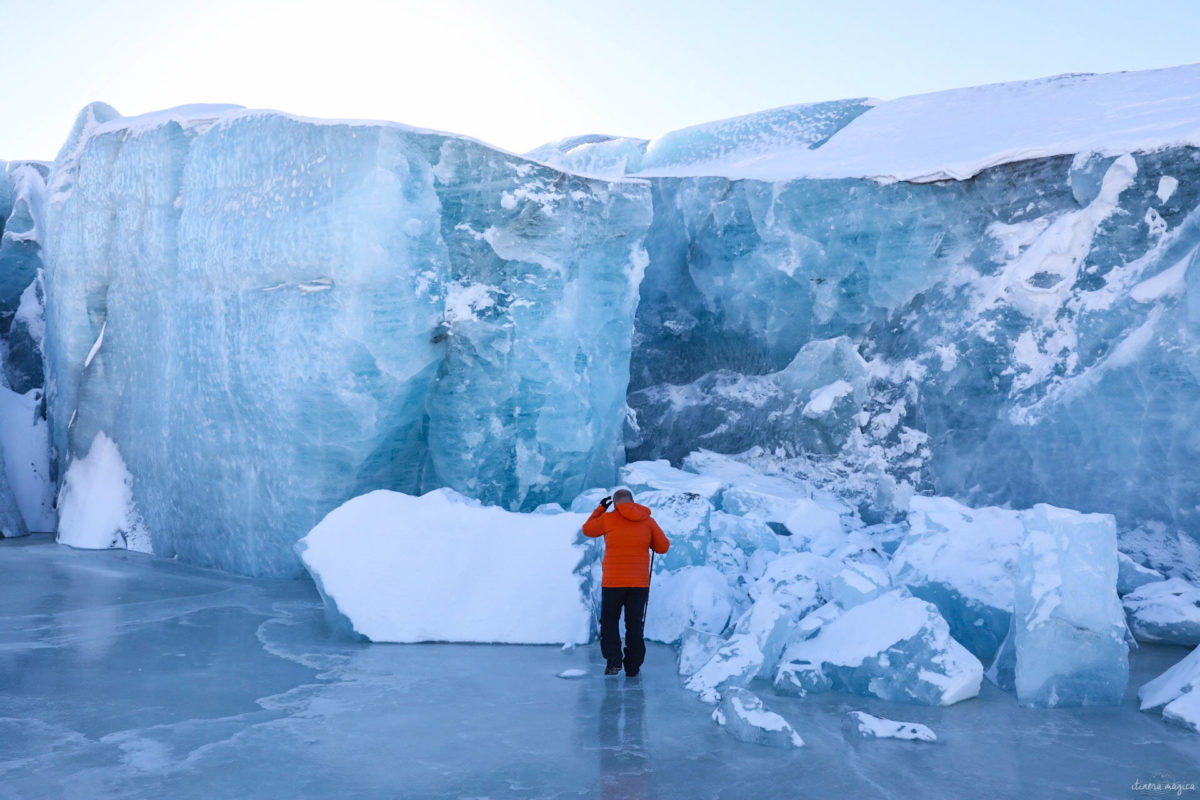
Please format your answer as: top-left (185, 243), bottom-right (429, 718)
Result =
top-left (599, 496), bottom-right (613, 510)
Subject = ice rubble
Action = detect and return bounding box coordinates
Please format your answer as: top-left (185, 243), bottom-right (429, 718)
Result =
top-left (1123, 579), bottom-right (1200, 646)
top-left (42, 102), bottom-right (651, 576)
top-left (296, 488), bottom-right (592, 644)
top-left (1140, 645), bottom-right (1200, 733)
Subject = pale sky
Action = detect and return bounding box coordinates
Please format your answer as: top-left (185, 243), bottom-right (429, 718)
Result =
top-left (3, 0), bottom-right (1199, 161)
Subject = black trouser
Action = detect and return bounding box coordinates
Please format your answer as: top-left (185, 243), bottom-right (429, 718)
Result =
top-left (600, 586), bottom-right (649, 670)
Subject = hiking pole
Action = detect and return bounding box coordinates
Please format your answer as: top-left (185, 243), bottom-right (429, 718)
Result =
top-left (643, 552), bottom-right (654, 626)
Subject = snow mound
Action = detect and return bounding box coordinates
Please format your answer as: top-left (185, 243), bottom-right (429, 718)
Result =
top-left (297, 489), bottom-right (592, 644)
top-left (56, 432), bottom-right (149, 552)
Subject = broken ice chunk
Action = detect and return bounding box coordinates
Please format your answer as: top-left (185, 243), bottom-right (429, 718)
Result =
top-left (1163, 688), bottom-right (1200, 733)
top-left (678, 627), bottom-right (727, 676)
top-left (1013, 505), bottom-right (1128, 707)
top-left (773, 590), bottom-right (982, 705)
top-left (889, 495), bottom-right (1024, 663)
top-left (1139, 644), bottom-right (1200, 712)
top-left (644, 566), bottom-right (733, 644)
top-left (1117, 551), bottom-right (1166, 596)
top-left (846, 711), bottom-right (937, 742)
top-left (1123, 578), bottom-right (1200, 646)
top-left (712, 688), bottom-right (804, 748)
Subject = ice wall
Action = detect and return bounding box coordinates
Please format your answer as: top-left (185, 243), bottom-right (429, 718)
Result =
top-left (0, 159), bottom-right (53, 536)
top-left (626, 142), bottom-right (1200, 540)
top-left (42, 104), bottom-right (650, 576)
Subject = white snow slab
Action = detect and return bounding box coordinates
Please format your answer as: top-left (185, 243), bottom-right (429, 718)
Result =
top-left (847, 711), bottom-right (937, 743)
top-left (1163, 689), bottom-right (1200, 733)
top-left (632, 65), bottom-right (1200, 182)
top-left (297, 489), bottom-right (592, 644)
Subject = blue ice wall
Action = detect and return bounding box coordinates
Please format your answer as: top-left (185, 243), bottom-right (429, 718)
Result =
top-left (42, 105), bottom-right (650, 576)
top-left (627, 149), bottom-right (1200, 537)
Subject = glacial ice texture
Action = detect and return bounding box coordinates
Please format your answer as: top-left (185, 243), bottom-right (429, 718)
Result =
top-left (42, 105), bottom-right (651, 576)
top-left (626, 147), bottom-right (1200, 546)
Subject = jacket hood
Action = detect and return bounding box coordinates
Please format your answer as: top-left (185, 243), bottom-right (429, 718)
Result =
top-left (615, 502), bottom-right (651, 521)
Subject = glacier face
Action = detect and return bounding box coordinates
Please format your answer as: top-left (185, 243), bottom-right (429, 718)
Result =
top-left (626, 148), bottom-right (1200, 540)
top-left (22, 64), bottom-right (1200, 576)
top-left (42, 104), bottom-right (650, 576)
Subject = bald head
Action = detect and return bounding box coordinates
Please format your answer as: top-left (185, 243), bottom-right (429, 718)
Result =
top-left (613, 488), bottom-right (634, 505)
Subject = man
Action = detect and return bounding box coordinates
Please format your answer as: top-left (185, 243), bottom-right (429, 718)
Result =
top-left (582, 488), bottom-right (670, 677)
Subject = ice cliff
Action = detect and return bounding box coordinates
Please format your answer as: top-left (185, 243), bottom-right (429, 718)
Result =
top-left (8, 63), bottom-right (1200, 580)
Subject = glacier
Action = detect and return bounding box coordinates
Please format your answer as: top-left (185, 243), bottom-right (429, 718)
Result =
top-left (15, 64), bottom-right (1200, 580)
top-left (6, 62), bottom-right (1200, 796)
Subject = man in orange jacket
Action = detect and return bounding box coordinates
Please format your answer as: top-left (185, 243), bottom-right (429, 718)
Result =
top-left (582, 488), bottom-right (670, 677)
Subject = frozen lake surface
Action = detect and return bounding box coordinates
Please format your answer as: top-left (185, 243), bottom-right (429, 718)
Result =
top-left (1, 537), bottom-right (1196, 799)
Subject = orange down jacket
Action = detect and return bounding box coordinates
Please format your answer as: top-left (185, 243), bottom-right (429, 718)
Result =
top-left (582, 502), bottom-right (670, 588)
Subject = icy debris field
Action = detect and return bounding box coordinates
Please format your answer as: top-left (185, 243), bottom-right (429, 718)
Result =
top-left (2, 537), bottom-right (1197, 800)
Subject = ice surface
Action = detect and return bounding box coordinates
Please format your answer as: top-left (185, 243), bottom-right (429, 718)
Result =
top-left (774, 590), bottom-right (982, 705)
top-left (889, 496), bottom-right (1024, 662)
top-left (42, 103), bottom-right (651, 576)
top-left (1123, 578), bottom-right (1200, 645)
top-left (847, 711), bottom-right (937, 742)
top-left (1012, 505), bottom-right (1128, 707)
top-left (3, 538), bottom-right (1198, 799)
top-left (296, 488), bottom-right (591, 644)
top-left (711, 688), bottom-right (803, 748)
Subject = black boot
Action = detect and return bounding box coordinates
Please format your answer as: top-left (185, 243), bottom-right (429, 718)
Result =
top-left (605, 664), bottom-right (621, 676)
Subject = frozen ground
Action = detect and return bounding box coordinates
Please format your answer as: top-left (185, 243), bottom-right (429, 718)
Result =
top-left (1, 537), bottom-right (1196, 800)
